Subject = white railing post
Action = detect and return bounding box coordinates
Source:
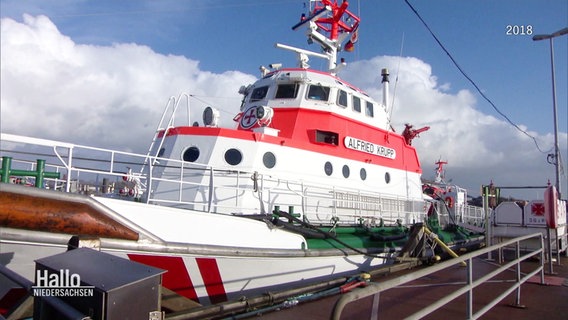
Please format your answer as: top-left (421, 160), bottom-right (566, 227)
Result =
top-left (514, 239), bottom-right (522, 307)
top-left (145, 158), bottom-right (153, 204)
top-left (466, 257), bottom-right (473, 319)
top-left (65, 147), bottom-right (73, 193)
top-left (208, 167), bottom-right (214, 213)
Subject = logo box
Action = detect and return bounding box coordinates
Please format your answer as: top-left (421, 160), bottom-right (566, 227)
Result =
top-left (34, 248), bottom-right (165, 320)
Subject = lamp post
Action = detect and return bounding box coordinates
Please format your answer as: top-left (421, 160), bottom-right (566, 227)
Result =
top-left (533, 27), bottom-right (568, 199)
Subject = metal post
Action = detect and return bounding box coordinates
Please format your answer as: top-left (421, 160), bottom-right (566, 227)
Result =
top-left (482, 187), bottom-right (493, 260)
top-left (540, 235), bottom-right (546, 284)
top-left (547, 228), bottom-right (555, 274)
top-left (370, 293), bottom-right (380, 320)
top-left (65, 147), bottom-right (74, 193)
top-left (548, 37), bottom-right (561, 199)
top-left (556, 228), bottom-right (561, 265)
top-left (513, 240), bottom-right (523, 307)
top-left (35, 159), bottom-right (46, 188)
top-left (533, 27), bottom-right (568, 199)
top-left (1, 156), bottom-right (12, 183)
top-left (466, 258), bottom-right (473, 319)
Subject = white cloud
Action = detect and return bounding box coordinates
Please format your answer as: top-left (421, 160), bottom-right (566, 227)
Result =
top-left (1, 15), bottom-right (255, 152)
top-left (1, 15), bottom-right (565, 198)
top-left (341, 56), bottom-right (566, 197)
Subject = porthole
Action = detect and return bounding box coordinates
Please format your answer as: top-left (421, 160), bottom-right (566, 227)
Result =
top-left (385, 172), bottom-right (391, 184)
top-left (342, 165), bottom-right (350, 178)
top-left (263, 152), bottom-right (276, 168)
top-left (225, 148), bottom-right (243, 165)
top-left (324, 161), bottom-right (333, 176)
top-left (182, 146), bottom-right (199, 162)
top-left (360, 168), bottom-right (367, 180)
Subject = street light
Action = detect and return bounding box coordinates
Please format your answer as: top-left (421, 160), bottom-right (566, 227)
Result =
top-left (533, 27), bottom-right (568, 199)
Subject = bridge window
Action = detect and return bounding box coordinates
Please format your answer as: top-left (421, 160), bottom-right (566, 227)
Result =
top-left (366, 101), bottom-right (374, 117)
top-left (275, 83), bottom-right (300, 99)
top-left (307, 85), bottom-right (330, 101)
top-left (337, 90), bottom-right (348, 108)
top-left (250, 86), bottom-right (269, 102)
top-left (353, 96), bottom-right (361, 113)
top-left (315, 130), bottom-right (338, 145)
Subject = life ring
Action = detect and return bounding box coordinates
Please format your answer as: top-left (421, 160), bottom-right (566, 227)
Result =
top-left (445, 196), bottom-right (454, 208)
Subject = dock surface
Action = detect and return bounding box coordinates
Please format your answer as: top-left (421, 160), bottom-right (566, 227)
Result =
top-left (255, 255), bottom-right (568, 320)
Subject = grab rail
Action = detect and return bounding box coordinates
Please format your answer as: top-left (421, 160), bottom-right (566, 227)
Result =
top-left (331, 232), bottom-right (545, 320)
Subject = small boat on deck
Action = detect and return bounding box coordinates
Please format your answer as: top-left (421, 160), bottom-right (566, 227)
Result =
top-left (0, 0), bottom-right (485, 308)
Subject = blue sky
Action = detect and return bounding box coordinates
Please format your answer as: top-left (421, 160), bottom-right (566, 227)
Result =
top-left (3, 0), bottom-right (565, 133)
top-left (1, 0), bottom-right (567, 199)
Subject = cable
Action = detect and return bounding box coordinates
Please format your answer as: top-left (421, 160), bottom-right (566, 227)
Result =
top-left (47, 0), bottom-right (299, 18)
top-left (403, 0), bottom-right (550, 154)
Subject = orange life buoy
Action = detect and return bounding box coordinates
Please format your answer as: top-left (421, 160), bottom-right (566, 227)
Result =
top-left (445, 196), bottom-right (454, 208)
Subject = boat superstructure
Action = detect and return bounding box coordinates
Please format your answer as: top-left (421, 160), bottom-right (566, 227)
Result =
top-left (0, 0), bottom-right (485, 308)
top-left (144, 0), bottom-right (424, 220)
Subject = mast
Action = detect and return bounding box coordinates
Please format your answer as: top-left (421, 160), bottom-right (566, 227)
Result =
top-left (434, 159), bottom-right (448, 184)
top-left (278, 0), bottom-right (360, 75)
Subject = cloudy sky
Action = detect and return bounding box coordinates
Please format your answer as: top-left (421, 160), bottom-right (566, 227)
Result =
top-left (1, 0), bottom-right (567, 199)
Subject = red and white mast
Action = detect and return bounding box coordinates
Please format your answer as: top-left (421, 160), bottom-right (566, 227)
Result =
top-left (434, 159), bottom-right (448, 184)
top-left (277, 0), bottom-right (359, 75)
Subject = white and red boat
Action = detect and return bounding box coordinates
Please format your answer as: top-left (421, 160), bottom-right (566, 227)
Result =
top-left (0, 0), bottom-right (484, 309)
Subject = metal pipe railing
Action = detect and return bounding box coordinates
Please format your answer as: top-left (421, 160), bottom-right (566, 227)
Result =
top-left (331, 232), bottom-right (545, 320)
top-left (1, 134), bottom-right (443, 226)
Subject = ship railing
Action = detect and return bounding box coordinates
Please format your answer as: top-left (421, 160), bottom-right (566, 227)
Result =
top-left (0, 157), bottom-right (64, 190)
top-left (1, 133), bottom-right (426, 225)
top-left (433, 199), bottom-right (485, 230)
top-left (249, 175), bottom-right (426, 225)
top-left (462, 204), bottom-right (486, 227)
top-left (141, 93), bottom-right (191, 170)
top-left (144, 166), bottom-right (425, 226)
top-left (326, 188), bottom-right (426, 225)
top-left (142, 160), bottom-right (427, 225)
top-left (0, 133), bottom-right (151, 196)
top-left (332, 232), bottom-right (546, 320)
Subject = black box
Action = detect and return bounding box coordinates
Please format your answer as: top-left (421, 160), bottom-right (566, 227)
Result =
top-left (33, 248), bottom-right (165, 320)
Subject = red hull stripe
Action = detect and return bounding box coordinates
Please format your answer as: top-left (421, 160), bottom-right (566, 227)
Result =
top-left (165, 125), bottom-right (421, 173)
top-left (128, 254), bottom-right (199, 303)
top-left (196, 258), bottom-right (228, 304)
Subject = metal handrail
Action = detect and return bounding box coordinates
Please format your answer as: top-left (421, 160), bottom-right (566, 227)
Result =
top-left (331, 232), bottom-right (545, 320)
top-left (1, 134), bottom-right (481, 227)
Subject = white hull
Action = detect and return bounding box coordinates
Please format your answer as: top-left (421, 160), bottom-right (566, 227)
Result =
top-left (0, 228), bottom-right (390, 305)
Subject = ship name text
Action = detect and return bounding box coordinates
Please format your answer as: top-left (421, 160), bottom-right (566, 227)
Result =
top-left (344, 136), bottom-right (396, 159)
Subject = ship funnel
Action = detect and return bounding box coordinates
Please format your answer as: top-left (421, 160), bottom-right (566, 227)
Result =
top-left (381, 68), bottom-right (390, 113)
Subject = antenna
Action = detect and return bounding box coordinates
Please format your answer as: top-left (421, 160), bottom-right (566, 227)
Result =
top-left (283, 0), bottom-right (360, 75)
top-left (389, 32), bottom-right (404, 122)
